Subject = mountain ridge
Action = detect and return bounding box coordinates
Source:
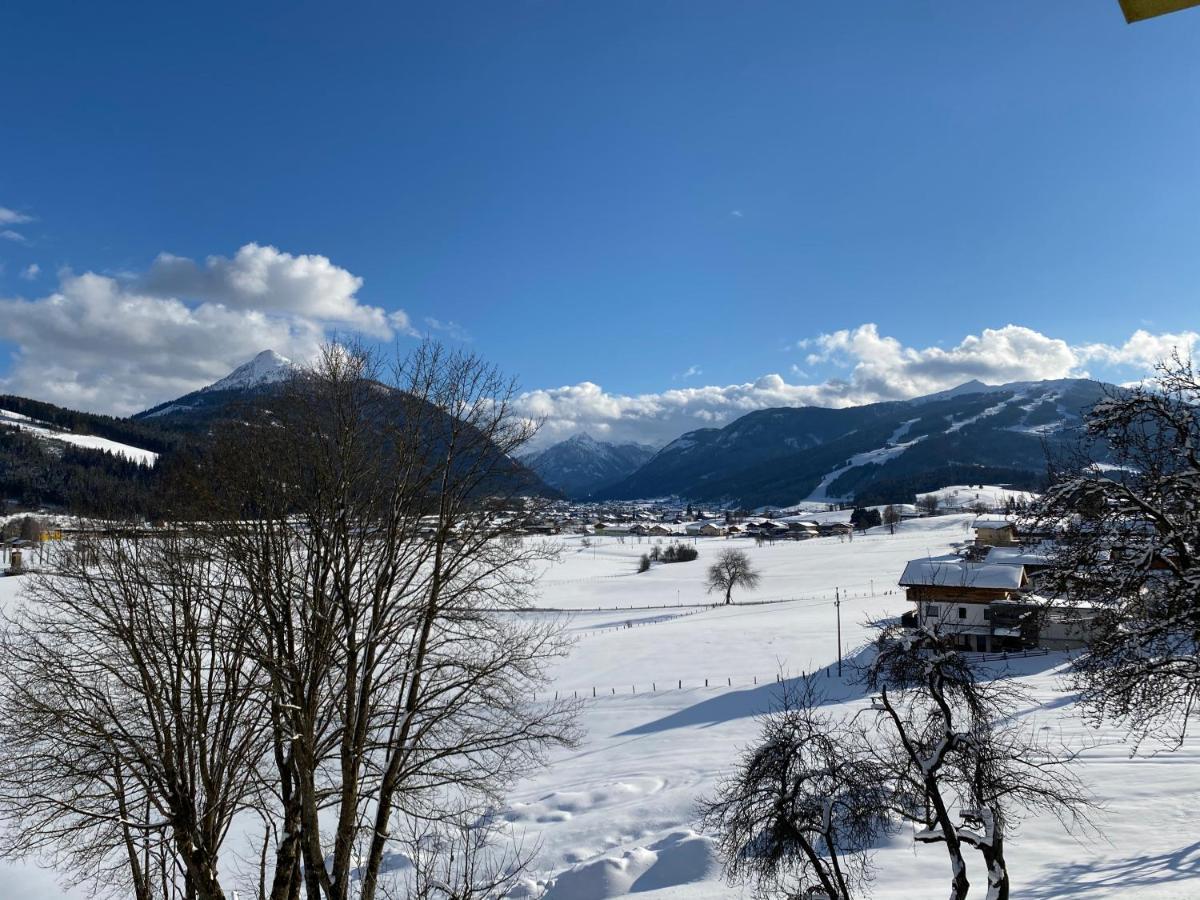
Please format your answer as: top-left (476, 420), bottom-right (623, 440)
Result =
top-left (592, 378), bottom-right (1112, 507)
top-left (524, 432), bottom-right (657, 499)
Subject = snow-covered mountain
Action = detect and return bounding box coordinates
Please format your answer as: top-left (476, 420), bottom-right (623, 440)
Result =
top-left (202, 349), bottom-right (295, 393)
top-left (524, 433), bottom-right (658, 499)
top-left (594, 378), bottom-right (1112, 507)
top-left (135, 350), bottom-right (297, 424)
top-left (131, 350), bottom-right (559, 495)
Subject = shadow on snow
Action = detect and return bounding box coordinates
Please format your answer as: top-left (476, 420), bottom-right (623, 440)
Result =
top-left (1021, 840), bottom-right (1200, 898)
top-left (617, 648), bottom-right (1069, 737)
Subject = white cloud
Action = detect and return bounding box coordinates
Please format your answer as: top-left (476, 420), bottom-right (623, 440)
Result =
top-left (0, 206), bottom-right (32, 243)
top-left (1076, 328), bottom-right (1199, 369)
top-left (799, 324), bottom-right (1086, 400)
top-left (19, 263), bottom-right (39, 280)
top-left (137, 243), bottom-right (399, 338)
top-left (0, 244), bottom-right (416, 415)
top-left (424, 316), bottom-right (471, 342)
top-left (0, 207), bottom-right (33, 226)
top-left (518, 323), bottom-right (1198, 448)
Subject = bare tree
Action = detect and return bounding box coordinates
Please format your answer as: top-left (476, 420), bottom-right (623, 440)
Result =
top-left (0, 341), bottom-right (580, 900)
top-left (700, 677), bottom-right (894, 899)
top-left (706, 548), bottom-right (761, 605)
top-left (866, 625), bottom-right (1094, 900)
top-left (1030, 351), bottom-right (1200, 751)
top-left (917, 494), bottom-right (940, 516)
top-left (882, 505), bottom-right (900, 535)
top-left (0, 528), bottom-right (269, 900)
top-left (198, 342), bottom-right (579, 900)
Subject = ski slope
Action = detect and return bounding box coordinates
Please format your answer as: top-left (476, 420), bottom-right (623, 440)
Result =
top-left (803, 420), bottom-right (925, 504)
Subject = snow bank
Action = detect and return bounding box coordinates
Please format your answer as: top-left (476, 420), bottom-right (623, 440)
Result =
top-left (542, 831), bottom-right (718, 899)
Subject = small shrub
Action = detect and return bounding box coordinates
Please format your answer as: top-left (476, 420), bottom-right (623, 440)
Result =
top-left (661, 542), bottom-right (698, 563)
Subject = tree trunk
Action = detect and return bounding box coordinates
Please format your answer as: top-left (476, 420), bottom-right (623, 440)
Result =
top-left (981, 835), bottom-right (1009, 900)
top-left (268, 801), bottom-right (303, 900)
top-left (173, 831), bottom-right (226, 900)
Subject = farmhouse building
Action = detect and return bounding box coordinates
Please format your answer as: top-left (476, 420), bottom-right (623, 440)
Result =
top-left (899, 556), bottom-right (1036, 652)
top-left (899, 552), bottom-right (1095, 653)
top-left (972, 516), bottom-right (1018, 546)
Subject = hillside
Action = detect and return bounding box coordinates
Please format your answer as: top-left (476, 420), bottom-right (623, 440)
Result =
top-left (2, 350), bottom-right (558, 514)
top-left (524, 433), bottom-right (657, 498)
top-left (595, 378), bottom-right (1109, 507)
top-left (0, 402), bottom-right (174, 516)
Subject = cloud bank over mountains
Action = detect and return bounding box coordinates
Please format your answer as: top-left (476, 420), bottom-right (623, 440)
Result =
top-left (0, 237), bottom-right (1193, 446)
top-left (517, 324), bottom-right (1198, 448)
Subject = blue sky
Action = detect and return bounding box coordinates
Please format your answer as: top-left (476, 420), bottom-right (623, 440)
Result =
top-left (1, 1), bottom-right (1198, 445)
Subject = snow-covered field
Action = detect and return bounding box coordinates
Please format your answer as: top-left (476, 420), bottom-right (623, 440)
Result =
top-left (2, 515), bottom-right (1199, 898)
top-left (506, 517), bottom-right (1200, 899)
top-left (921, 484), bottom-right (1038, 510)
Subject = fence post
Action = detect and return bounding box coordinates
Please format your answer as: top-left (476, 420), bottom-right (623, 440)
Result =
top-left (592, 686), bottom-right (596, 697)
top-left (705, 678), bottom-right (708, 687)
top-left (727, 677), bottom-right (731, 686)
top-left (678, 679), bottom-right (682, 690)
top-left (653, 682), bottom-right (656, 691)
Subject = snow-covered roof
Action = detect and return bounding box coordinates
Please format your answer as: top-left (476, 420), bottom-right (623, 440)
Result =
top-left (973, 516), bottom-right (1016, 531)
top-left (985, 544), bottom-right (1053, 567)
top-left (900, 558), bottom-right (1027, 590)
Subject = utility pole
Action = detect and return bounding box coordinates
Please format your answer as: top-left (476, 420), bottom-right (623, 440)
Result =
top-left (835, 587), bottom-right (843, 677)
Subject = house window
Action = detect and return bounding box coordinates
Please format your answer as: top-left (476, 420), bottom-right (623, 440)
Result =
top-left (924, 604), bottom-right (940, 619)
top-left (958, 607), bottom-right (966, 619)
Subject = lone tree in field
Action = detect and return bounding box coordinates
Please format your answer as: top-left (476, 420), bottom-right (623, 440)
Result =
top-left (883, 504), bottom-right (901, 535)
top-left (917, 493), bottom-right (940, 516)
top-left (1030, 350), bottom-right (1200, 751)
top-left (706, 548), bottom-right (760, 604)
